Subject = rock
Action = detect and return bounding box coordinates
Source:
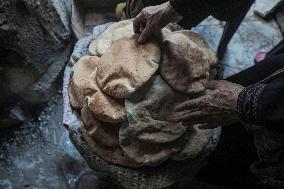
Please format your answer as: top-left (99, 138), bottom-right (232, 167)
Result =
top-left (95, 20), bottom-right (133, 56)
top-left (160, 31), bottom-right (216, 95)
top-left (0, 0), bottom-right (73, 127)
top-left (120, 76), bottom-right (188, 166)
top-left (96, 35), bottom-right (161, 99)
top-left (23, 44), bottom-right (74, 105)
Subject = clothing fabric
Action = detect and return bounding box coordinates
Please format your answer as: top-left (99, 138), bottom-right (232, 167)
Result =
top-left (229, 39), bottom-right (284, 189)
top-left (232, 40), bottom-right (284, 133)
top-left (168, 0), bottom-right (254, 28)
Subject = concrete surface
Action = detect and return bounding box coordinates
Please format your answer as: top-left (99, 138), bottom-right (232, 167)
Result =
top-left (0, 0), bottom-right (282, 188)
top-left (194, 1), bottom-right (282, 78)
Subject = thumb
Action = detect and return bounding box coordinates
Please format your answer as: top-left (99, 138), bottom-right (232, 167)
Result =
top-left (138, 25), bottom-right (152, 44)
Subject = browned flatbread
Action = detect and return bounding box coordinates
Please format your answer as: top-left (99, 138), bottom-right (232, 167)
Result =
top-left (96, 35), bottom-right (161, 99)
top-left (69, 55), bottom-right (100, 109)
top-left (95, 20), bottom-right (133, 56)
top-left (85, 71), bottom-right (126, 123)
top-left (121, 76), bottom-right (188, 166)
top-left (81, 104), bottom-right (120, 147)
top-left (80, 105), bottom-right (142, 168)
top-left (174, 30), bottom-right (217, 67)
top-left (88, 40), bottom-right (97, 56)
top-left (160, 32), bottom-right (212, 95)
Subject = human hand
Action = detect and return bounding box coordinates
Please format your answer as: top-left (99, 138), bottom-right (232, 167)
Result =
top-left (133, 1), bottom-right (182, 44)
top-left (173, 80), bottom-right (244, 129)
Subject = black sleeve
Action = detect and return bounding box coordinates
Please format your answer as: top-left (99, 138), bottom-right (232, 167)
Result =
top-left (169, 0), bottom-right (253, 28)
top-left (237, 77), bottom-right (284, 133)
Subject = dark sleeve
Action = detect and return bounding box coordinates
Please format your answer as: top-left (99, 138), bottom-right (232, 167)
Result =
top-left (237, 77), bottom-right (284, 133)
top-left (169, 0), bottom-right (253, 28)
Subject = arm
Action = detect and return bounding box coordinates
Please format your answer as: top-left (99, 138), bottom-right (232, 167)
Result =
top-left (173, 78), bottom-right (284, 133)
top-left (169, 0), bottom-right (253, 28)
top-left (134, 0), bottom-right (251, 43)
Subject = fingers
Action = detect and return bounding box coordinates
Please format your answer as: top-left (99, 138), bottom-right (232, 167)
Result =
top-left (133, 12), bottom-right (146, 34)
top-left (133, 11), bottom-right (153, 44)
top-left (172, 110), bottom-right (206, 123)
top-left (174, 98), bottom-right (201, 112)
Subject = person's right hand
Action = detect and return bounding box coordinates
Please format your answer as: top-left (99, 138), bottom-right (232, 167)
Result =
top-left (133, 1), bottom-right (182, 44)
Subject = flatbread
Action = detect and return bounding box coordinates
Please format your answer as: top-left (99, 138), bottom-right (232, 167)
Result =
top-left (81, 104), bottom-right (120, 147)
top-left (81, 122), bottom-right (143, 168)
top-left (96, 35), bottom-right (161, 99)
top-left (88, 40), bottom-right (97, 56)
top-left (160, 32), bottom-right (212, 95)
top-left (95, 20), bottom-right (133, 56)
top-left (69, 55), bottom-right (100, 109)
top-left (86, 70), bottom-right (126, 123)
top-left (120, 76), bottom-right (188, 166)
top-left (174, 30), bottom-right (217, 67)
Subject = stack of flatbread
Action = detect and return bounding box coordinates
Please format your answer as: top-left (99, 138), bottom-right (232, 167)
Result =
top-left (69, 20), bottom-right (217, 168)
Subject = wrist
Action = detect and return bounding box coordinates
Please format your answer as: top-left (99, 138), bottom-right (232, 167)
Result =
top-left (233, 86), bottom-right (244, 111)
top-left (236, 84), bottom-right (266, 124)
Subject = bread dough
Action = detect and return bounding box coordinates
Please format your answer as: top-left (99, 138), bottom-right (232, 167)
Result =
top-left (96, 35), bottom-right (161, 99)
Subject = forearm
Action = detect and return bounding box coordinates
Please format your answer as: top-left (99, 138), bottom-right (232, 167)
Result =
top-left (237, 77), bottom-right (284, 133)
top-left (168, 0), bottom-right (252, 28)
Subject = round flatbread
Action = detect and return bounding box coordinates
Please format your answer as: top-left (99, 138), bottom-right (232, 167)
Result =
top-left (81, 104), bottom-right (121, 147)
top-left (85, 71), bottom-right (126, 123)
top-left (69, 55), bottom-right (100, 109)
top-left (80, 106), bottom-right (142, 168)
top-left (88, 40), bottom-right (97, 56)
top-left (160, 32), bottom-right (212, 95)
top-left (96, 35), bottom-right (161, 99)
top-left (174, 30), bottom-right (217, 67)
top-left (120, 76), bottom-right (188, 166)
top-left (95, 20), bottom-right (133, 56)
